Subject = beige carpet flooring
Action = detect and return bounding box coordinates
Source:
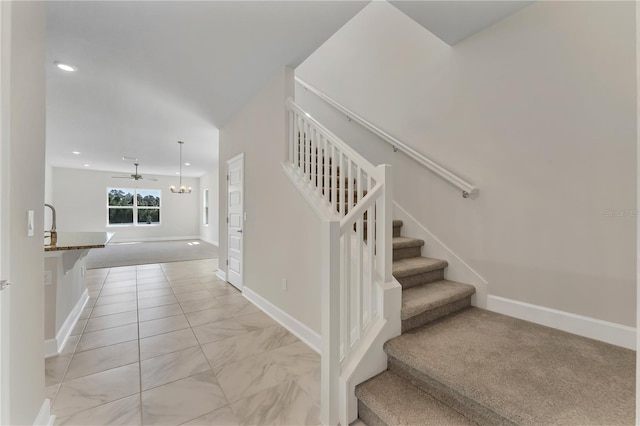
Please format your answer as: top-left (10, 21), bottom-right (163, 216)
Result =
top-left (86, 240), bottom-right (218, 269)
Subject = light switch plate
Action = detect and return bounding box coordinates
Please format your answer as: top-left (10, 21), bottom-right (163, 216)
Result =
top-left (27, 210), bottom-right (34, 237)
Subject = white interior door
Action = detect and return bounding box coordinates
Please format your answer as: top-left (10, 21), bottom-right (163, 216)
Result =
top-left (0, 2), bottom-right (11, 423)
top-left (227, 153), bottom-right (244, 290)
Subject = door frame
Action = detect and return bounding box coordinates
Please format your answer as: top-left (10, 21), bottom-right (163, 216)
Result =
top-left (0, 1), bottom-right (11, 423)
top-left (226, 152), bottom-right (244, 291)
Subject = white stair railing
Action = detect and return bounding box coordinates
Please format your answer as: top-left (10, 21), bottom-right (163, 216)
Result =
top-left (284, 98), bottom-right (393, 425)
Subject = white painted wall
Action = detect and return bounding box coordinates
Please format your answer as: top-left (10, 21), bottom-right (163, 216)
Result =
top-left (218, 67), bottom-right (322, 333)
top-left (199, 169), bottom-right (219, 245)
top-left (5, 2), bottom-right (47, 424)
top-left (52, 167), bottom-right (200, 242)
top-left (296, 1), bottom-right (636, 327)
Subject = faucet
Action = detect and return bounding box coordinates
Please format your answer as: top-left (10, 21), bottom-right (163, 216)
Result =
top-left (45, 203), bottom-right (57, 245)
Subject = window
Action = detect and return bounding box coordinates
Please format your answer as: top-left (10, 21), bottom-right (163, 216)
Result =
top-left (107, 188), bottom-right (161, 226)
top-left (203, 188), bottom-right (209, 226)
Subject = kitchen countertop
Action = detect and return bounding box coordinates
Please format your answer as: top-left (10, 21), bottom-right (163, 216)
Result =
top-left (45, 232), bottom-right (115, 252)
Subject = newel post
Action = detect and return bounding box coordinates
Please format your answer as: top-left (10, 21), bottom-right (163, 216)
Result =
top-left (320, 219), bottom-right (340, 425)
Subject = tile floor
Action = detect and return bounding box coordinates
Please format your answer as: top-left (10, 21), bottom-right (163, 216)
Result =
top-left (45, 259), bottom-right (321, 426)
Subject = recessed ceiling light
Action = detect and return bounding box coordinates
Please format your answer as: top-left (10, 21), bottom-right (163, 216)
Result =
top-left (83, 164), bottom-right (90, 167)
top-left (184, 163), bottom-right (191, 166)
top-left (72, 151), bottom-right (80, 155)
top-left (175, 172), bottom-right (180, 175)
top-left (122, 156), bottom-right (138, 162)
top-left (54, 61), bottom-right (77, 72)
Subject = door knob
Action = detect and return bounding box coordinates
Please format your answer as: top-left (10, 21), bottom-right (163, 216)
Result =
top-left (0, 280), bottom-right (11, 291)
top-left (237, 229), bottom-right (243, 233)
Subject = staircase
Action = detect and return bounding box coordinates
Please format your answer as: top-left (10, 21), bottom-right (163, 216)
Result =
top-left (284, 99), bottom-right (634, 426)
top-left (355, 221), bottom-right (635, 426)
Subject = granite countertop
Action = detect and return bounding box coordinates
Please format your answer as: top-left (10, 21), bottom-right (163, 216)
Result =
top-left (45, 232), bottom-right (115, 252)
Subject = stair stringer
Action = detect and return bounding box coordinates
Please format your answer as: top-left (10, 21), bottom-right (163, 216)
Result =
top-left (393, 201), bottom-right (489, 308)
top-left (339, 277), bottom-right (401, 426)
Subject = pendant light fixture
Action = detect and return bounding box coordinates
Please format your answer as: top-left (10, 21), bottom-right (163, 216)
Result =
top-left (170, 141), bottom-right (192, 194)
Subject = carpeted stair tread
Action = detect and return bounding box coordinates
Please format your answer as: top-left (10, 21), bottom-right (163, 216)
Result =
top-left (392, 256), bottom-right (447, 278)
top-left (355, 371), bottom-right (476, 426)
top-left (392, 236), bottom-right (424, 249)
top-left (401, 280), bottom-right (475, 320)
top-left (392, 220), bottom-right (403, 228)
top-left (384, 308), bottom-right (635, 425)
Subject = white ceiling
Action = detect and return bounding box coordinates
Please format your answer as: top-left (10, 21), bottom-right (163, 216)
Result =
top-left (45, 1), bottom-right (368, 177)
top-left (389, 1), bottom-right (533, 45)
top-left (45, 0), bottom-right (531, 178)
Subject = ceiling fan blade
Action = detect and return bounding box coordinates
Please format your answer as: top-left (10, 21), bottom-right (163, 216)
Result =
top-left (112, 176), bottom-right (132, 179)
top-left (147, 178), bottom-right (159, 181)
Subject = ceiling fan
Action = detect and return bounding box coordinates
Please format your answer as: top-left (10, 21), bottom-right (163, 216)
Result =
top-left (112, 163), bottom-right (158, 181)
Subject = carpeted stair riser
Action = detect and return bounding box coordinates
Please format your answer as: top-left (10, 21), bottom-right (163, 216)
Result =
top-left (393, 246), bottom-right (422, 261)
top-left (386, 355), bottom-right (513, 426)
top-left (402, 296), bottom-right (472, 333)
top-left (395, 269), bottom-right (445, 289)
top-left (355, 371), bottom-right (477, 426)
top-left (357, 401), bottom-right (386, 426)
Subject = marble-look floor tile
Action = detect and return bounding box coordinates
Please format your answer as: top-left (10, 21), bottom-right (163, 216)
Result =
top-left (200, 326), bottom-right (298, 369)
top-left (141, 346), bottom-right (210, 391)
top-left (206, 286), bottom-right (239, 297)
top-left (137, 264), bottom-right (162, 271)
top-left (137, 270), bottom-right (166, 279)
top-left (179, 297), bottom-right (223, 314)
top-left (90, 301), bottom-right (137, 318)
top-left (139, 304), bottom-right (184, 322)
top-left (65, 340), bottom-right (139, 381)
top-left (99, 285), bottom-right (137, 297)
top-left (214, 294), bottom-right (247, 306)
top-left (53, 363), bottom-right (140, 418)
top-left (102, 279), bottom-right (137, 288)
top-left (168, 278), bottom-right (201, 288)
top-left (136, 276), bottom-right (169, 285)
top-left (76, 323), bottom-right (138, 353)
top-left (234, 311), bottom-right (279, 330)
top-left (192, 318), bottom-right (248, 345)
top-left (141, 371), bottom-right (228, 426)
top-left (214, 349), bottom-right (288, 403)
top-left (295, 365), bottom-right (321, 406)
top-left (70, 319), bottom-right (88, 336)
top-left (46, 383), bottom-right (61, 404)
top-left (55, 394), bottom-right (141, 426)
top-left (138, 295), bottom-right (178, 310)
top-left (175, 290), bottom-right (212, 303)
top-left (171, 283), bottom-right (207, 295)
top-left (181, 405), bottom-right (239, 426)
top-left (136, 282), bottom-right (171, 292)
top-left (46, 355), bottom-right (72, 386)
top-left (137, 288), bottom-right (174, 300)
top-left (84, 310), bottom-right (138, 333)
top-left (78, 306), bottom-right (93, 320)
top-left (139, 328), bottom-right (199, 360)
top-left (215, 341), bottom-right (318, 403)
top-left (185, 306), bottom-right (232, 328)
top-left (139, 314), bottom-right (190, 339)
top-left (225, 303), bottom-right (260, 318)
top-left (95, 292), bottom-right (137, 306)
top-left (230, 380), bottom-right (320, 426)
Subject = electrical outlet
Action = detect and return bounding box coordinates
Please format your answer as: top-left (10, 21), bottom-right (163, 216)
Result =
top-left (44, 270), bottom-right (52, 286)
top-left (282, 278), bottom-right (287, 291)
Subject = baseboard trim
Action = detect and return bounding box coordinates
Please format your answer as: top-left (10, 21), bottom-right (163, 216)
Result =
top-left (45, 289), bottom-right (89, 358)
top-left (487, 295), bottom-right (636, 350)
top-left (110, 236), bottom-right (201, 243)
top-left (243, 286), bottom-right (321, 353)
top-left (216, 270), bottom-right (227, 282)
top-left (33, 399), bottom-right (54, 425)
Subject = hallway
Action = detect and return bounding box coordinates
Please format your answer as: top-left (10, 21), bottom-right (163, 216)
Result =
top-left (45, 259), bottom-right (320, 425)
